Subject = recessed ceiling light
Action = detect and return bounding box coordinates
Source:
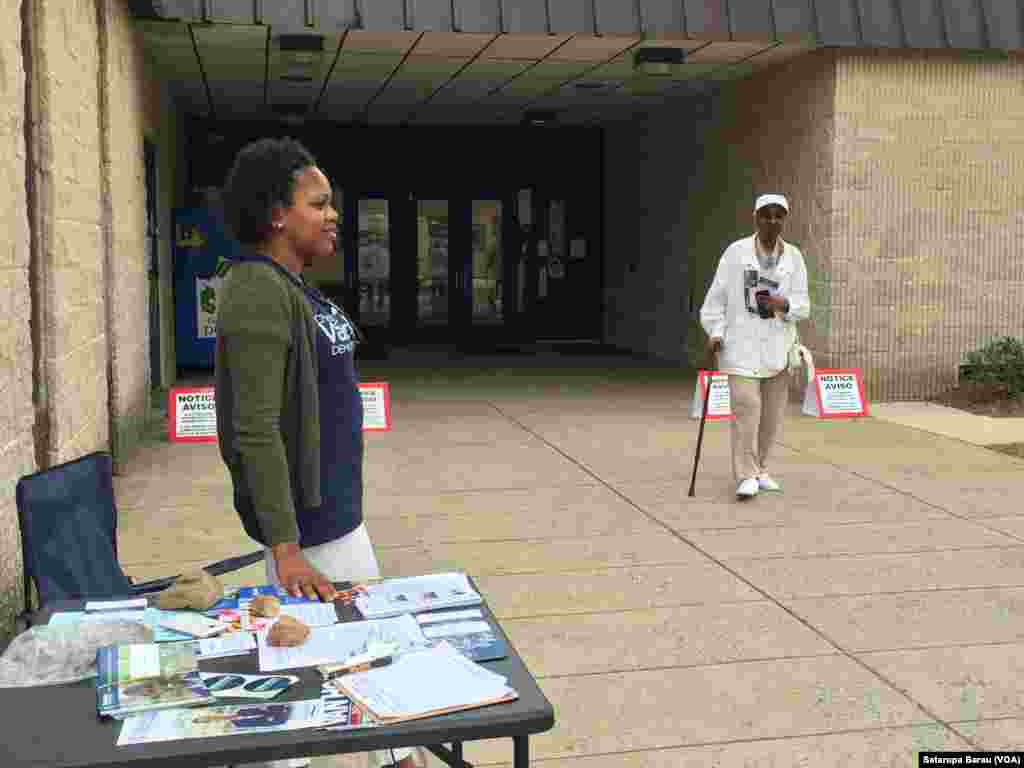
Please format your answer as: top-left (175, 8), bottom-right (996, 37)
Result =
top-left (278, 34), bottom-right (324, 53)
top-left (634, 47), bottom-right (685, 76)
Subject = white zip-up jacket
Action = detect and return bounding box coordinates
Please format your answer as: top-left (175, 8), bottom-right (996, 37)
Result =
top-left (700, 235), bottom-right (810, 378)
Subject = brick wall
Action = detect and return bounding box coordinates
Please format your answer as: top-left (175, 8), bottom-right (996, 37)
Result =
top-left (0, 0), bottom-right (34, 637)
top-left (0, 0), bottom-right (172, 638)
top-left (830, 50), bottom-right (1024, 400)
top-left (27, 0), bottom-right (111, 466)
top-left (101, 0), bottom-right (153, 465)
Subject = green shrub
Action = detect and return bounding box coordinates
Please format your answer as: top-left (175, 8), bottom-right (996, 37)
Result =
top-left (960, 336), bottom-right (1024, 399)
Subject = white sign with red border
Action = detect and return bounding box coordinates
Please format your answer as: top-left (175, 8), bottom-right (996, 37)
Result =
top-left (167, 383), bottom-right (392, 443)
top-left (358, 382), bottom-right (391, 432)
top-left (689, 370), bottom-right (734, 421)
top-left (168, 386), bottom-right (218, 443)
top-left (802, 368), bottom-right (869, 419)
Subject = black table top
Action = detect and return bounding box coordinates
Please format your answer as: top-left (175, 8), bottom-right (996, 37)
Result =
top-left (2, 594), bottom-right (554, 768)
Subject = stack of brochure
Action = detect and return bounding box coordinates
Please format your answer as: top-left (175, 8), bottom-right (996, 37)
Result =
top-left (354, 573), bottom-right (482, 619)
top-left (329, 641), bottom-right (517, 723)
top-left (256, 614), bottom-right (427, 673)
top-left (96, 642), bottom-right (214, 719)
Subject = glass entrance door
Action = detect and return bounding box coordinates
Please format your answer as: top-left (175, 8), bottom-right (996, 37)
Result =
top-left (358, 198), bottom-right (391, 328)
top-left (471, 200), bottom-right (503, 326)
top-left (416, 200), bottom-right (451, 327)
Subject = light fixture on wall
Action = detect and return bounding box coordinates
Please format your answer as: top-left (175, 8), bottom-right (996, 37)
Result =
top-left (634, 47), bottom-right (685, 76)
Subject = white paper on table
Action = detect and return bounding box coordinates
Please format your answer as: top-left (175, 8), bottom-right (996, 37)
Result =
top-left (278, 603), bottom-right (338, 627)
top-left (49, 610), bottom-right (146, 626)
top-left (257, 615), bottom-right (426, 673)
top-left (195, 632), bottom-right (256, 659)
top-left (415, 609), bottom-right (483, 624)
top-left (336, 642), bottom-right (512, 720)
top-left (85, 598), bottom-right (148, 611)
top-left (421, 620), bottom-right (492, 639)
top-left (355, 573), bottom-right (481, 618)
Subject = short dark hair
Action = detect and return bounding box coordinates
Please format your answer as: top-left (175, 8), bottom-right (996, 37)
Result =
top-left (222, 137), bottom-right (318, 244)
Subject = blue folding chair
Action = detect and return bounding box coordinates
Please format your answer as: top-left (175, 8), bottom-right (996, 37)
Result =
top-left (15, 451), bottom-right (262, 629)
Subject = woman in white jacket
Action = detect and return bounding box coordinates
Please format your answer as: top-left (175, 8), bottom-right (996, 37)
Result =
top-left (700, 194), bottom-right (810, 499)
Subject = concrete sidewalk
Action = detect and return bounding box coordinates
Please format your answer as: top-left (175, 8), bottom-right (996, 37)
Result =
top-left (117, 348), bottom-right (1024, 766)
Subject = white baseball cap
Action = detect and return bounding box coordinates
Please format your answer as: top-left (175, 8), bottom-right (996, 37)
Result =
top-left (755, 194), bottom-right (789, 213)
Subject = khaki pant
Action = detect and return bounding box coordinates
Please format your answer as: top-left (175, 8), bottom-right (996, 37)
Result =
top-left (728, 373), bottom-right (790, 483)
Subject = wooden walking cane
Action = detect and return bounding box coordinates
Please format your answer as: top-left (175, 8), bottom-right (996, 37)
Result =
top-left (687, 349), bottom-right (718, 498)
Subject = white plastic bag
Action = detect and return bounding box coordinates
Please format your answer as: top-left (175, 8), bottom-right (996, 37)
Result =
top-left (0, 620), bottom-right (153, 687)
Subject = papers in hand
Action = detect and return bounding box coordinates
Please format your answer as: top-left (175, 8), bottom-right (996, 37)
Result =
top-left (257, 615), bottom-right (427, 673)
top-left (354, 573), bottom-right (482, 619)
top-left (329, 641), bottom-right (518, 723)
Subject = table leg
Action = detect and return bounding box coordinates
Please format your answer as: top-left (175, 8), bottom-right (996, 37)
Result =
top-left (513, 735), bottom-right (529, 768)
top-left (452, 741), bottom-right (463, 764)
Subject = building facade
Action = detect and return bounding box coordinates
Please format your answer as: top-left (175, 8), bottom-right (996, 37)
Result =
top-left (0, 0), bottom-right (1021, 637)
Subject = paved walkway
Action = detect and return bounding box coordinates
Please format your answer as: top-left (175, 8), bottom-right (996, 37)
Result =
top-left (117, 347), bottom-right (1024, 766)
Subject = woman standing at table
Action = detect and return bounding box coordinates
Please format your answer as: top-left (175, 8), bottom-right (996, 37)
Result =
top-left (216, 137), bottom-right (422, 768)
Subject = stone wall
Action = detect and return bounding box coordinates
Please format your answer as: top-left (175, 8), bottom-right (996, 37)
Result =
top-left (101, 0), bottom-right (154, 465)
top-left (0, 0), bottom-right (34, 636)
top-left (0, 0), bottom-right (174, 640)
top-left (27, 0), bottom-right (111, 467)
top-left (830, 50), bottom-right (1024, 400)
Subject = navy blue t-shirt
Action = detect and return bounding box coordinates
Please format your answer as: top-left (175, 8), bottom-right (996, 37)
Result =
top-left (297, 291), bottom-right (364, 547)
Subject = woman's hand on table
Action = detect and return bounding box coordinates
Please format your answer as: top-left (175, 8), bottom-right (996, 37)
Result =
top-left (271, 543), bottom-right (338, 601)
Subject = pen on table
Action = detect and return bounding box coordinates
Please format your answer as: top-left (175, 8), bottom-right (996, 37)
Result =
top-left (324, 655), bottom-right (394, 681)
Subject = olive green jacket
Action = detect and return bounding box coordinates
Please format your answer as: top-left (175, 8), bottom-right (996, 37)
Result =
top-left (214, 258), bottom-right (321, 546)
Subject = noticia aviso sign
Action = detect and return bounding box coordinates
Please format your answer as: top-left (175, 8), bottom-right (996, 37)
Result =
top-left (168, 383), bottom-right (391, 443)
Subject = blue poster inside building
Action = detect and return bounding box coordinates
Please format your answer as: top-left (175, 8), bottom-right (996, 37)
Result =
top-left (173, 207), bottom-right (241, 370)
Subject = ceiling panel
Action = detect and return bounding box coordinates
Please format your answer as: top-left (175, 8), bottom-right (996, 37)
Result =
top-left (392, 56), bottom-right (470, 81)
top-left (482, 34), bottom-right (571, 59)
top-left (456, 58), bottom-right (534, 79)
top-left (412, 31), bottom-right (496, 56)
top-left (744, 43), bottom-right (816, 68)
top-left (194, 25), bottom-right (268, 82)
top-left (331, 53), bottom-right (405, 80)
top-left (684, 41), bottom-right (773, 63)
top-left (525, 59), bottom-right (600, 80)
top-left (549, 35), bottom-right (639, 62)
top-left (706, 61), bottom-right (758, 81)
top-left (342, 31), bottom-right (421, 54)
top-left (144, 47), bottom-right (204, 80)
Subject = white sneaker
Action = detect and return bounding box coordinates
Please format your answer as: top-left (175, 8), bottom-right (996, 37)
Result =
top-left (736, 478), bottom-right (760, 498)
top-left (758, 474), bottom-right (782, 492)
